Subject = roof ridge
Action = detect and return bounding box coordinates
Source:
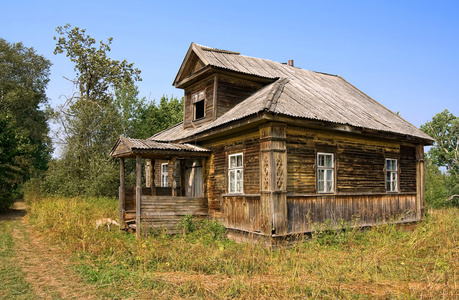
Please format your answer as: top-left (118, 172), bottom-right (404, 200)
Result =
top-left (194, 43), bottom-right (240, 55)
top-left (264, 78), bottom-right (289, 111)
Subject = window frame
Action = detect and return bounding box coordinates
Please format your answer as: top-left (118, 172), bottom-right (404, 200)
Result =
top-left (161, 163), bottom-right (168, 187)
top-left (228, 152), bottom-right (244, 194)
top-left (385, 158), bottom-right (398, 192)
top-left (192, 90), bottom-right (205, 121)
top-left (317, 152), bottom-right (335, 193)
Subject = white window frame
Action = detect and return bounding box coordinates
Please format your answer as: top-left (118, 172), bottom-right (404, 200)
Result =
top-left (386, 158), bottom-right (398, 192)
top-left (192, 90), bottom-right (205, 121)
top-left (228, 153), bottom-right (243, 194)
top-left (317, 153), bottom-right (334, 193)
top-left (161, 163), bottom-right (168, 187)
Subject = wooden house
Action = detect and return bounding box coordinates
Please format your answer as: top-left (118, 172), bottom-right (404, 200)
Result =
top-left (110, 43), bottom-right (434, 243)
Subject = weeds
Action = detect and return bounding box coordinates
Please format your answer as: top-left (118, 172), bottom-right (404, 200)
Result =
top-left (26, 196), bottom-right (459, 299)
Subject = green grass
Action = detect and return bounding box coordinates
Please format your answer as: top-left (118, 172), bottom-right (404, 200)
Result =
top-left (27, 196), bottom-right (459, 299)
top-left (0, 221), bottom-right (37, 300)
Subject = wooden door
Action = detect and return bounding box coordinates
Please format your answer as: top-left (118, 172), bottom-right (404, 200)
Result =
top-left (185, 159), bottom-right (203, 197)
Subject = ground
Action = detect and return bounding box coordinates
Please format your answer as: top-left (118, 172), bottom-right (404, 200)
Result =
top-left (0, 201), bottom-right (99, 299)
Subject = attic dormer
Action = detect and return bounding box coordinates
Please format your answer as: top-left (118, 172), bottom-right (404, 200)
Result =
top-left (174, 43), bottom-right (274, 130)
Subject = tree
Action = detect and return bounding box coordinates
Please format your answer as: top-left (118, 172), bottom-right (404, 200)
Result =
top-left (421, 109), bottom-right (459, 207)
top-left (420, 109), bottom-right (458, 176)
top-left (48, 24), bottom-right (141, 196)
top-left (0, 38), bottom-right (52, 209)
top-left (136, 95), bottom-right (184, 139)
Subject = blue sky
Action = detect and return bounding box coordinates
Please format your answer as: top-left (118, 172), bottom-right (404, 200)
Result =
top-left (1, 0), bottom-right (458, 130)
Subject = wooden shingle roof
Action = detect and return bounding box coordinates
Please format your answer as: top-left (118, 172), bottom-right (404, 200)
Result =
top-left (154, 43), bottom-right (433, 144)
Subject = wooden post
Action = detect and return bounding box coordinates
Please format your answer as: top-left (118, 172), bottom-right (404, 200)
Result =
top-left (146, 159), bottom-right (155, 195)
top-left (151, 159), bottom-right (156, 196)
top-left (259, 123), bottom-right (288, 237)
top-left (171, 157), bottom-right (177, 197)
top-left (119, 158), bottom-right (125, 229)
top-left (136, 155), bottom-right (142, 238)
top-left (201, 157), bottom-right (208, 198)
top-left (415, 145), bottom-right (425, 220)
top-left (180, 160), bottom-right (186, 196)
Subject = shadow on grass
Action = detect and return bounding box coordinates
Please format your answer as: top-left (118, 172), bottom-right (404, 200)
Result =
top-left (0, 200), bottom-right (26, 222)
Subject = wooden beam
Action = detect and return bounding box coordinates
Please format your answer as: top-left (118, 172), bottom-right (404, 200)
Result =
top-left (136, 155), bottom-right (142, 238)
top-left (151, 159), bottom-right (156, 196)
top-left (119, 158), bottom-right (125, 229)
top-left (415, 145), bottom-right (425, 220)
top-left (213, 74), bottom-right (218, 121)
top-left (171, 157), bottom-right (177, 197)
top-left (201, 157), bottom-right (208, 198)
top-left (259, 123), bottom-right (288, 236)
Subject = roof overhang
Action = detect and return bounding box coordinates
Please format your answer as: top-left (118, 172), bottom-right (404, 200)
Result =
top-left (171, 112), bottom-right (434, 146)
top-left (110, 136), bottom-right (210, 159)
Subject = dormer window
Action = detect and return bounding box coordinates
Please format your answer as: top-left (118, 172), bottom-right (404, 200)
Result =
top-left (192, 90), bottom-right (205, 120)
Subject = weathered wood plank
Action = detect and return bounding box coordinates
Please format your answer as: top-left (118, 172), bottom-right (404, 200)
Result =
top-left (286, 193), bottom-right (418, 234)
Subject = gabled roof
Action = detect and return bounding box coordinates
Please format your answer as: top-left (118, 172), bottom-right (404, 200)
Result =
top-left (110, 136), bottom-right (209, 158)
top-left (155, 43), bottom-right (434, 144)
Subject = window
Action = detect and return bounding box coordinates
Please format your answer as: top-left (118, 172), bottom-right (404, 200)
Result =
top-left (317, 153), bottom-right (334, 193)
top-left (161, 163), bottom-right (168, 187)
top-left (192, 90), bottom-right (205, 120)
top-left (228, 153), bottom-right (243, 194)
top-left (386, 159), bottom-right (398, 192)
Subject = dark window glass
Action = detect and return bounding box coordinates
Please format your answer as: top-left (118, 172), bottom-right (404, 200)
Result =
top-left (195, 100), bottom-right (205, 120)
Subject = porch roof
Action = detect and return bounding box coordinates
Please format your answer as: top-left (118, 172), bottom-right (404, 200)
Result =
top-left (110, 136), bottom-right (210, 159)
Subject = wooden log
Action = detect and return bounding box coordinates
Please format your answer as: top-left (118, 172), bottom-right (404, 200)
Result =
top-left (171, 157), bottom-right (177, 197)
top-left (136, 155), bottom-right (142, 238)
top-left (119, 158), bottom-right (125, 229)
top-left (416, 144), bottom-right (425, 220)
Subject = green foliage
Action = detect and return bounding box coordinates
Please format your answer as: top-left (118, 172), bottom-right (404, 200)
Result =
top-left (0, 38), bottom-right (51, 210)
top-left (425, 155), bottom-right (449, 208)
top-left (421, 109), bottom-right (459, 206)
top-left (421, 109), bottom-right (459, 175)
top-left (135, 95), bottom-right (184, 139)
top-left (40, 24), bottom-right (185, 198)
top-left (176, 215), bottom-right (227, 243)
top-left (44, 25), bottom-right (143, 197)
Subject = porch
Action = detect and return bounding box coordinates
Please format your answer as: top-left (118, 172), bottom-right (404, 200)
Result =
top-left (122, 187), bottom-right (208, 234)
top-left (110, 137), bottom-right (210, 237)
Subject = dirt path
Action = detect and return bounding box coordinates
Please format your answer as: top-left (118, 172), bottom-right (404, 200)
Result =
top-left (2, 201), bottom-right (100, 299)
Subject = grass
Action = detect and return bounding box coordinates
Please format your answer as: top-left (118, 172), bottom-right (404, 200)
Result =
top-left (26, 196), bottom-right (459, 299)
top-left (0, 221), bottom-right (37, 300)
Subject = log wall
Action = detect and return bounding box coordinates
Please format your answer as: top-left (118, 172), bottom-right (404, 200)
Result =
top-left (201, 130), bottom-right (260, 220)
top-left (286, 127), bottom-right (417, 194)
top-left (216, 75), bottom-right (263, 118)
top-left (183, 75), bottom-right (215, 129)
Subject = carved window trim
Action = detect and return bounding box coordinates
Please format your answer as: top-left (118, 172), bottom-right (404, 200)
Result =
top-left (161, 163), bottom-right (168, 187)
top-left (228, 153), bottom-right (243, 194)
top-left (317, 153), bottom-right (334, 193)
top-left (385, 158), bottom-right (398, 192)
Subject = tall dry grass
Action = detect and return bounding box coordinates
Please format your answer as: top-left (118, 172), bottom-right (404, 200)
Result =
top-left (27, 196), bottom-right (458, 299)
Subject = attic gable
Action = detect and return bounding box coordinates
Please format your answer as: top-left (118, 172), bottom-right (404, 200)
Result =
top-left (173, 50), bottom-right (206, 86)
